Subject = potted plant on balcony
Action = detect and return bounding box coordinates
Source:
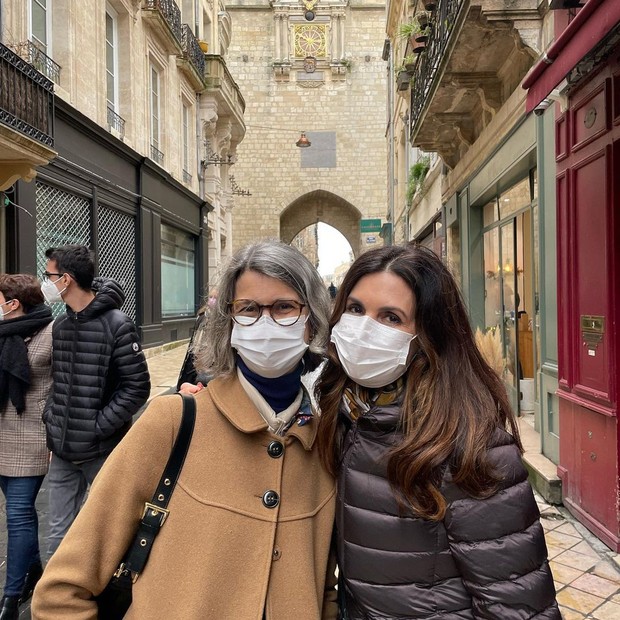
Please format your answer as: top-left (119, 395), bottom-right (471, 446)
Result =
top-left (396, 65), bottom-right (413, 91)
top-left (405, 155), bottom-right (431, 205)
top-left (402, 53), bottom-right (417, 72)
top-left (398, 16), bottom-right (431, 52)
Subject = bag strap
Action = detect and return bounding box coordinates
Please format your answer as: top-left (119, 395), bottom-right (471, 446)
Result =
top-left (121, 393), bottom-right (196, 580)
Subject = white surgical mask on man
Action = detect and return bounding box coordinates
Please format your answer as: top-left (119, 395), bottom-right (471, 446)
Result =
top-left (231, 314), bottom-right (309, 378)
top-left (331, 313), bottom-right (416, 388)
top-left (0, 300), bottom-right (15, 321)
top-left (41, 276), bottom-right (67, 305)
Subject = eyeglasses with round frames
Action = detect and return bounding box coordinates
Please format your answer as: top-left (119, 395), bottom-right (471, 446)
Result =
top-left (228, 299), bottom-right (307, 326)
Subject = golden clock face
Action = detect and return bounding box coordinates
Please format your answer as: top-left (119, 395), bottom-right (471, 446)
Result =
top-left (294, 24), bottom-right (327, 58)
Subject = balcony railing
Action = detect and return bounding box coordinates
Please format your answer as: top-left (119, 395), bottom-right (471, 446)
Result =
top-left (180, 24), bottom-right (205, 84)
top-left (0, 42), bottom-right (54, 147)
top-left (150, 144), bottom-right (164, 165)
top-left (142, 0), bottom-right (182, 47)
top-left (107, 105), bottom-right (126, 139)
top-left (183, 169), bottom-right (192, 184)
top-left (12, 40), bottom-right (61, 84)
top-left (204, 54), bottom-right (246, 117)
top-left (409, 0), bottom-right (465, 140)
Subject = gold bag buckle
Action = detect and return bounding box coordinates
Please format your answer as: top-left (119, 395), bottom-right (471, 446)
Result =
top-left (142, 502), bottom-right (170, 526)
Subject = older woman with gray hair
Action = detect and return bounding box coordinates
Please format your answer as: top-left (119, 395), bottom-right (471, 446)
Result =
top-left (33, 240), bottom-right (338, 620)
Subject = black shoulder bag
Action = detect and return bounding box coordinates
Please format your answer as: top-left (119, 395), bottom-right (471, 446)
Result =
top-left (95, 393), bottom-right (196, 619)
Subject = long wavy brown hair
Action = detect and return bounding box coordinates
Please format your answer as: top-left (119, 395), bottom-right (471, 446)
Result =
top-left (316, 244), bottom-right (521, 521)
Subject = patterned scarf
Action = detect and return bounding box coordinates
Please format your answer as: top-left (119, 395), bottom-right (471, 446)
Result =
top-left (342, 378), bottom-right (404, 421)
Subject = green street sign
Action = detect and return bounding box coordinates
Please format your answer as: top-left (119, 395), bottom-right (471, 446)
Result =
top-left (360, 218), bottom-right (382, 233)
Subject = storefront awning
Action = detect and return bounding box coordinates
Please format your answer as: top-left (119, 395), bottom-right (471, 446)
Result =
top-left (522, 0), bottom-right (620, 113)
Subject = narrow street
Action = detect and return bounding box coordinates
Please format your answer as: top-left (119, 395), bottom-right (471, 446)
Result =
top-left (2, 344), bottom-right (620, 618)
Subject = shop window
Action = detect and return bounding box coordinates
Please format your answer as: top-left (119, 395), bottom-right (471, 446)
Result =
top-left (499, 177), bottom-right (531, 220)
top-left (161, 224), bottom-right (195, 318)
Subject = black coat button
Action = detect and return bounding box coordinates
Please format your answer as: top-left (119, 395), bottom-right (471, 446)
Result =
top-left (262, 490), bottom-right (280, 508)
top-left (267, 441), bottom-right (284, 458)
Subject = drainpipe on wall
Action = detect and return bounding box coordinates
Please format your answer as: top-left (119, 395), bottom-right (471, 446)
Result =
top-left (383, 38), bottom-right (395, 246)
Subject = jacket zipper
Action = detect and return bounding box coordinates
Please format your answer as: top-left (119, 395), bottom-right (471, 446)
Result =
top-left (59, 312), bottom-right (79, 453)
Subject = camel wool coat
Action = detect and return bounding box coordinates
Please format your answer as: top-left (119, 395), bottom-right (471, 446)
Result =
top-left (32, 376), bottom-right (338, 620)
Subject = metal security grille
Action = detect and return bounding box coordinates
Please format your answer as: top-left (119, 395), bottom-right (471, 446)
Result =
top-left (97, 205), bottom-right (137, 322)
top-left (36, 181), bottom-right (91, 273)
top-left (35, 182), bottom-right (91, 317)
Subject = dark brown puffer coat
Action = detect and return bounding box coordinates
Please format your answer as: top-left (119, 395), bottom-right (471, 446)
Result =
top-left (336, 400), bottom-right (561, 619)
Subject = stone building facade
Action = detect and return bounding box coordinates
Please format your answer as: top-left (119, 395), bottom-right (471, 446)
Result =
top-left (0, 0), bottom-right (245, 345)
top-left (225, 0), bottom-right (388, 257)
top-left (387, 0), bottom-right (561, 506)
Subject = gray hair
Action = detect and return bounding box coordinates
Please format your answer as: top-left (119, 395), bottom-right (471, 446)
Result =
top-left (195, 239), bottom-right (331, 377)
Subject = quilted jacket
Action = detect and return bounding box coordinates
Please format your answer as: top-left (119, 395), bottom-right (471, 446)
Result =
top-left (336, 399), bottom-right (561, 619)
top-left (43, 278), bottom-right (150, 461)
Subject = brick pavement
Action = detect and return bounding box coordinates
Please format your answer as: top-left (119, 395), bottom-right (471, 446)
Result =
top-left (2, 343), bottom-right (620, 618)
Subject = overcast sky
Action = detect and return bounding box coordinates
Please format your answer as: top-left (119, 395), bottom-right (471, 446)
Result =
top-left (317, 222), bottom-right (352, 276)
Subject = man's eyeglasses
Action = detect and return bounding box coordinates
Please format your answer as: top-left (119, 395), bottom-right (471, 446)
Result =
top-left (228, 299), bottom-right (306, 326)
top-left (41, 272), bottom-right (65, 283)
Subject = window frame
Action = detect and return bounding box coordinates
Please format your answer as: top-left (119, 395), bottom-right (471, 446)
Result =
top-left (150, 62), bottom-right (161, 152)
top-left (105, 4), bottom-right (119, 112)
top-left (30, 0), bottom-right (52, 55)
top-left (182, 102), bottom-right (190, 175)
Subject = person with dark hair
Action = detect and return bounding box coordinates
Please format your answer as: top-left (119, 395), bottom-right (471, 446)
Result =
top-left (316, 245), bottom-right (560, 619)
top-left (32, 240), bottom-right (337, 618)
top-left (41, 245), bottom-right (150, 559)
top-left (0, 274), bottom-right (53, 620)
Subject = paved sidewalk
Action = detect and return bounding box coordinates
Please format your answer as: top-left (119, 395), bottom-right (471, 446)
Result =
top-left (2, 343), bottom-right (620, 618)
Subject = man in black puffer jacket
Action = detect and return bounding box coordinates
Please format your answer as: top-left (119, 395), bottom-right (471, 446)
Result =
top-left (41, 245), bottom-right (150, 558)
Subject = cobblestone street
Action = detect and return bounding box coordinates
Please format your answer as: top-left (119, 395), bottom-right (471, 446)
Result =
top-left (2, 344), bottom-right (620, 618)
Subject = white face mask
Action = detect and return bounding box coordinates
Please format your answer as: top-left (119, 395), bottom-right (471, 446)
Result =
top-left (0, 300), bottom-right (15, 321)
top-left (331, 313), bottom-right (416, 388)
top-left (231, 314), bottom-right (309, 378)
top-left (41, 277), bottom-right (67, 304)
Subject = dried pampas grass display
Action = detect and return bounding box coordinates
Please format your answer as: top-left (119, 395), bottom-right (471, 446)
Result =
top-left (475, 327), bottom-right (505, 378)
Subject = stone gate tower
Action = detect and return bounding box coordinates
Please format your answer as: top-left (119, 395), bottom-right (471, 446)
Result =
top-left (225, 0), bottom-right (388, 260)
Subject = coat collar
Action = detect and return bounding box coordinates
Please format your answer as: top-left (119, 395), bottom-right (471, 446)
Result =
top-left (207, 375), bottom-right (318, 451)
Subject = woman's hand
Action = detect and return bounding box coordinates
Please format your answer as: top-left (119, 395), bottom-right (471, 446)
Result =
top-left (179, 382), bottom-right (204, 395)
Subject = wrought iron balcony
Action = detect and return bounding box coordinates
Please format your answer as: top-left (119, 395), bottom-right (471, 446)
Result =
top-left (182, 169), bottom-right (192, 184)
top-left (107, 105), bottom-right (126, 139)
top-left (11, 40), bottom-right (61, 85)
top-left (0, 42), bottom-right (54, 148)
top-left (142, 0), bottom-right (182, 54)
top-left (150, 144), bottom-right (165, 165)
top-left (178, 24), bottom-right (206, 90)
top-left (408, 0), bottom-right (465, 143)
top-left (406, 0), bottom-right (542, 168)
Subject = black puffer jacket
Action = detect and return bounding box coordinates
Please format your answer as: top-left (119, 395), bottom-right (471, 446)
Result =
top-left (337, 400), bottom-right (560, 620)
top-left (44, 278), bottom-right (150, 461)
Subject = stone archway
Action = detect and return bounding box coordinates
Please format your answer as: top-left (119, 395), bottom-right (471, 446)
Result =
top-left (279, 189), bottom-right (362, 258)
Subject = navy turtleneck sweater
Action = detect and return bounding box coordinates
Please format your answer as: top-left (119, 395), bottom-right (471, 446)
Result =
top-left (236, 357), bottom-right (303, 413)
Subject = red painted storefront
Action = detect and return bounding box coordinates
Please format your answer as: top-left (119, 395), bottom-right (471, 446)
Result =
top-left (524, 1), bottom-right (620, 549)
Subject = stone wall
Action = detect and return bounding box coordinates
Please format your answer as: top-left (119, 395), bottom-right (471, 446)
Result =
top-left (226, 0), bottom-right (388, 256)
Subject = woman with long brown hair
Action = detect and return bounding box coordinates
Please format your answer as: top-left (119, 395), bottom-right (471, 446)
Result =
top-left (317, 244), bottom-right (559, 619)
